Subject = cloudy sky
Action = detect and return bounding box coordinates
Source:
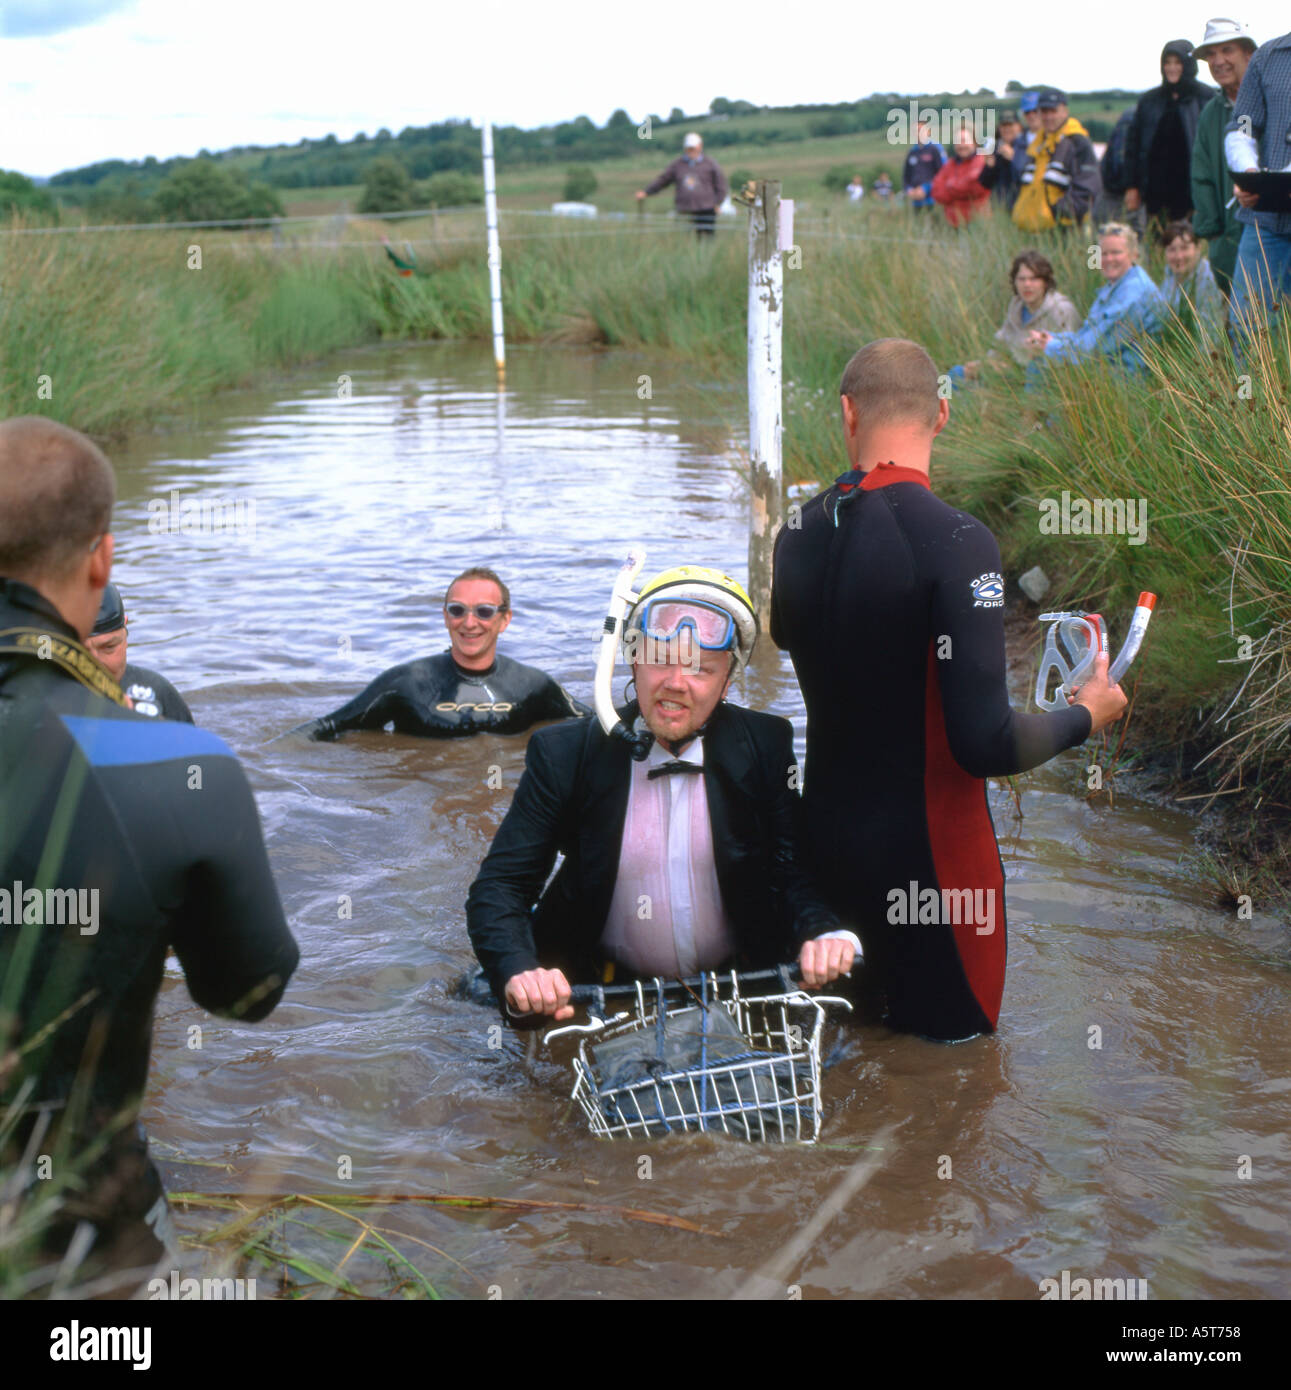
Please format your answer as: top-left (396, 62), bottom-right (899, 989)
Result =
top-left (2, 0), bottom-right (1284, 177)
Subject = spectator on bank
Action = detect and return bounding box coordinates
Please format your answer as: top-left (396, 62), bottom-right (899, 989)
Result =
top-left (1224, 28), bottom-right (1291, 331)
top-left (636, 132), bottom-right (729, 236)
top-left (1028, 223), bottom-right (1167, 372)
top-left (902, 119), bottom-right (946, 211)
top-left (1097, 107), bottom-right (1140, 226)
top-left (1191, 18), bottom-right (1259, 299)
top-left (1159, 220), bottom-right (1227, 336)
top-left (1013, 89), bottom-right (1102, 232)
top-left (1124, 40), bottom-right (1214, 224)
top-left (873, 171), bottom-right (895, 202)
top-left (1014, 93), bottom-right (1043, 188)
top-left (931, 127), bottom-right (993, 226)
top-left (980, 111), bottom-right (1024, 208)
top-left (950, 250), bottom-right (1080, 384)
top-left (847, 175), bottom-right (865, 203)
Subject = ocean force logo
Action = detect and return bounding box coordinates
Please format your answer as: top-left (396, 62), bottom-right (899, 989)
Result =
top-left (971, 572), bottom-right (1004, 608)
top-left (125, 683), bottom-right (161, 718)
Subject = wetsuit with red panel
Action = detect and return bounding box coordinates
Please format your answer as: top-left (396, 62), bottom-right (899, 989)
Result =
top-left (771, 462), bottom-right (1091, 1040)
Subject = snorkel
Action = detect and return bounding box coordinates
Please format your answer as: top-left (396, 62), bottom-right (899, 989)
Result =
top-left (1034, 592), bottom-right (1157, 711)
top-left (595, 547), bottom-right (655, 760)
top-left (1108, 592), bottom-right (1157, 685)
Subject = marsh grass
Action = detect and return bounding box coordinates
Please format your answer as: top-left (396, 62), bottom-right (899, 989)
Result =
top-left (173, 1189), bottom-right (721, 1299)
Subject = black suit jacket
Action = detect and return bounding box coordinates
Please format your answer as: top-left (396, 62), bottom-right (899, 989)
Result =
top-left (466, 700), bottom-right (839, 995)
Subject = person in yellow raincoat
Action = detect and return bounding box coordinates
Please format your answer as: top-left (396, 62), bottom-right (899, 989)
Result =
top-left (1013, 89), bottom-right (1103, 232)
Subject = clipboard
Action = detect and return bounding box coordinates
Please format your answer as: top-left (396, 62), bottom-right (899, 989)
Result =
top-left (1232, 170), bottom-right (1291, 212)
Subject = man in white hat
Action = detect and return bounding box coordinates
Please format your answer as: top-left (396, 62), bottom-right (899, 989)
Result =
top-left (1191, 17), bottom-right (1259, 297)
top-left (635, 132), bottom-right (729, 235)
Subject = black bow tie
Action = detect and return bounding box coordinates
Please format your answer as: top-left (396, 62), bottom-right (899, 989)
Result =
top-left (647, 760), bottom-right (703, 780)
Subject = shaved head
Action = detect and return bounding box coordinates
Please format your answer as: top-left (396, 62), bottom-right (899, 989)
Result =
top-left (839, 339), bottom-right (941, 433)
top-left (0, 417), bottom-right (115, 583)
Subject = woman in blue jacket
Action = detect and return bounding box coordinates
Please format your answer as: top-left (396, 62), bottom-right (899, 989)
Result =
top-left (1028, 223), bottom-right (1167, 373)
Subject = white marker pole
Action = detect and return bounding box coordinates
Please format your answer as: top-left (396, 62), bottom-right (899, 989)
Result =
top-left (482, 120), bottom-right (506, 383)
top-left (747, 179), bottom-right (783, 623)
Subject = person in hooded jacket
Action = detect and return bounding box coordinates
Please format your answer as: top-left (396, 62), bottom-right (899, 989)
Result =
top-left (1124, 40), bottom-right (1214, 223)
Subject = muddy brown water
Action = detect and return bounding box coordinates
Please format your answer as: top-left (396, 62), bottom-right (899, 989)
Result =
top-left (107, 340), bottom-right (1289, 1299)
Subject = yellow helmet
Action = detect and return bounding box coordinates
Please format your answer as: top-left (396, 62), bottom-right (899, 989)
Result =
top-left (626, 565), bottom-right (759, 668)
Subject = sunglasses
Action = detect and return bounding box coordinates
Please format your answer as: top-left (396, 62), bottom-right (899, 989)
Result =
top-left (445, 601), bottom-right (507, 621)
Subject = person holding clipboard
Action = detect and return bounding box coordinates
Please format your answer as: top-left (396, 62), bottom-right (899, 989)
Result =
top-left (1224, 29), bottom-right (1291, 328)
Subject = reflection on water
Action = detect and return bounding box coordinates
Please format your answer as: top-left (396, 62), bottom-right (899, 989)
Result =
top-left (108, 340), bottom-right (1290, 1299)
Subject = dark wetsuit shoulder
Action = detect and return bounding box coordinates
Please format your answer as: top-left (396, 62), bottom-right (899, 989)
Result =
top-left (303, 650), bottom-right (590, 740)
top-left (1, 632), bottom-right (297, 1118)
top-left (122, 662), bottom-right (193, 723)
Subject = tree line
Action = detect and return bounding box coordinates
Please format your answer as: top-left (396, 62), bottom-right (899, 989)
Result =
top-left (15, 88), bottom-right (1136, 226)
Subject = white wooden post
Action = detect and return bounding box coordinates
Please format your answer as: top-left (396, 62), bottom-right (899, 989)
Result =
top-left (747, 179), bottom-right (783, 623)
top-left (482, 120), bottom-right (506, 382)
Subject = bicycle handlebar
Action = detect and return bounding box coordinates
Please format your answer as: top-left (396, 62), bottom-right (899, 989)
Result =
top-left (566, 964), bottom-right (802, 1010)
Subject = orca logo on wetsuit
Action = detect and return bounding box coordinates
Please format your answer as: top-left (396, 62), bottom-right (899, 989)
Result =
top-left (434, 702), bottom-right (515, 714)
top-left (971, 573), bottom-right (1005, 608)
top-left (125, 683), bottom-right (161, 717)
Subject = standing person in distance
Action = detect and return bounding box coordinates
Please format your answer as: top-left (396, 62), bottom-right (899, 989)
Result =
top-left (979, 110), bottom-right (1025, 210)
top-left (636, 132), bottom-right (729, 236)
top-left (1123, 40), bottom-right (1214, 227)
top-left (1012, 89), bottom-right (1102, 233)
top-left (1225, 28), bottom-right (1291, 330)
top-left (1190, 18), bottom-right (1259, 299)
top-left (931, 126), bottom-right (993, 227)
top-left (902, 119), bottom-right (946, 213)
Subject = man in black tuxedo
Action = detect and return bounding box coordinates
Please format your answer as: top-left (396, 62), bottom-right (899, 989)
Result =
top-left (466, 565), bottom-right (858, 1021)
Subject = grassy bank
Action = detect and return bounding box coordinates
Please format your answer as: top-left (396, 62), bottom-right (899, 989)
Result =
top-left (2, 210), bottom-right (1288, 812)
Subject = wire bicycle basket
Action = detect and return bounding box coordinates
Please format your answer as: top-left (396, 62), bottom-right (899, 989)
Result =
top-left (542, 969), bottom-right (851, 1143)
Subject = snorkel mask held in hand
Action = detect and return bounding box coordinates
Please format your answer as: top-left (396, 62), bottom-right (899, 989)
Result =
top-left (1034, 592), bottom-right (1157, 711)
top-left (593, 552), bottom-right (759, 761)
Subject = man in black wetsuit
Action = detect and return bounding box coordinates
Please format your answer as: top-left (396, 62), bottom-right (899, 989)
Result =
top-left (296, 566), bottom-right (590, 740)
top-left (0, 416), bottom-right (299, 1294)
top-left (771, 340), bottom-right (1127, 1043)
top-left (85, 582), bottom-right (193, 722)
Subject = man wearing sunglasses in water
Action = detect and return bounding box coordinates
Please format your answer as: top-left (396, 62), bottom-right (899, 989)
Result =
top-left (296, 566), bottom-right (590, 740)
top-left (467, 565), bottom-right (858, 1021)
